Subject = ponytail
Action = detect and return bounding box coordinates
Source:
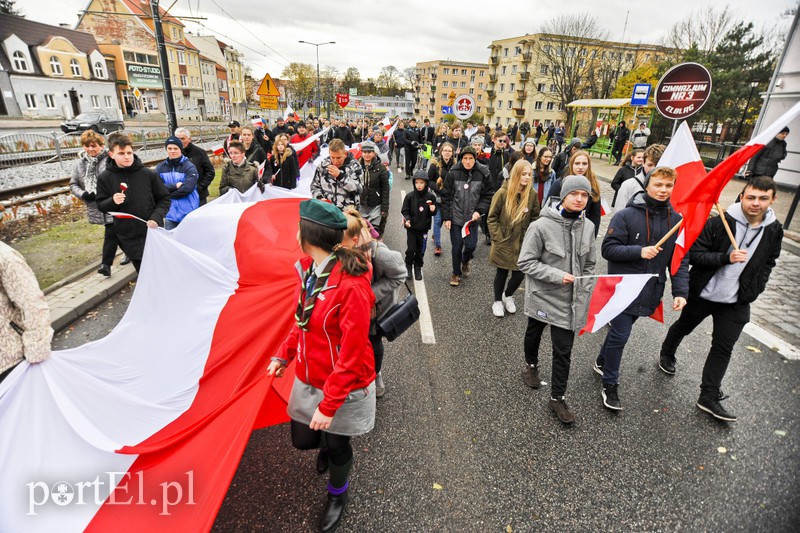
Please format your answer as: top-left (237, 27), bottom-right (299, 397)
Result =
top-left (333, 244), bottom-right (370, 276)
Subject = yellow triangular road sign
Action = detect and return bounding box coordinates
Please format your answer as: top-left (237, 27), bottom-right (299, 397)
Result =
top-left (257, 74), bottom-right (280, 96)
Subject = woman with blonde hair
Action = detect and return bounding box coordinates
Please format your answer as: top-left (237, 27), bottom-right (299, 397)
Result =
top-left (549, 150), bottom-right (602, 237)
top-left (487, 159), bottom-right (541, 317)
top-left (271, 134), bottom-right (299, 189)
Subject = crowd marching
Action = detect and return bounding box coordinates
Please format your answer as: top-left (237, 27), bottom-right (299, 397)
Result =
top-left (0, 109), bottom-right (789, 532)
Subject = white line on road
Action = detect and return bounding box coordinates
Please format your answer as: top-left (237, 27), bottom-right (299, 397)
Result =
top-left (400, 189), bottom-right (436, 345)
top-left (743, 322), bottom-right (800, 360)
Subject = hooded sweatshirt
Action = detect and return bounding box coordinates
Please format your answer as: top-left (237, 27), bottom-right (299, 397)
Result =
top-left (700, 202), bottom-right (776, 304)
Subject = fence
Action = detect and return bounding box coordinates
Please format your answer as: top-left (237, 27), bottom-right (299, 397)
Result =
top-left (0, 125), bottom-right (231, 171)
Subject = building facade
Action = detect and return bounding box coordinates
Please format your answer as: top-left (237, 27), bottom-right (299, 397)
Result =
top-left (218, 40), bottom-right (247, 121)
top-left (414, 60), bottom-right (489, 123)
top-left (339, 93), bottom-right (414, 120)
top-left (0, 13), bottom-right (120, 119)
top-left (198, 55), bottom-right (221, 120)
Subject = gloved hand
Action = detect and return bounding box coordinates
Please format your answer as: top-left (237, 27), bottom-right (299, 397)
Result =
top-left (82, 191), bottom-right (96, 202)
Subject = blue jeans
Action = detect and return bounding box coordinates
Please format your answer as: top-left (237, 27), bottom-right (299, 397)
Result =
top-left (449, 222), bottom-right (478, 276)
top-left (165, 219), bottom-right (179, 230)
top-left (596, 312), bottom-right (638, 385)
top-left (433, 210), bottom-right (442, 247)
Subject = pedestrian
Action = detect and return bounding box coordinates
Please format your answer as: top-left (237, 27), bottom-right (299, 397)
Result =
top-left (631, 121), bottom-right (650, 149)
top-left (510, 122), bottom-right (519, 145)
top-left (358, 141), bottom-right (390, 236)
top-left (404, 118), bottom-right (422, 177)
top-left (534, 122), bottom-right (544, 145)
top-left (488, 159), bottom-right (541, 318)
top-left (272, 117), bottom-right (291, 138)
top-left (290, 121), bottom-right (320, 169)
top-left (156, 136), bottom-right (200, 230)
top-left (310, 139), bottom-right (364, 209)
top-left (555, 123), bottom-right (565, 153)
top-left (549, 151), bottom-right (602, 237)
top-left (519, 138), bottom-right (537, 165)
top-left (401, 170), bottom-right (438, 280)
top-left (392, 120), bottom-right (406, 173)
top-left (615, 143), bottom-right (665, 211)
top-left (219, 141), bottom-right (260, 195)
top-left (239, 126), bottom-right (267, 166)
top-left (594, 166), bottom-right (689, 411)
top-left (532, 148), bottom-right (557, 205)
top-left (610, 120), bottom-right (629, 165)
top-left (427, 141), bottom-right (455, 257)
top-left (517, 175), bottom-right (596, 424)
top-left (471, 136), bottom-right (489, 166)
top-left (421, 118), bottom-right (436, 165)
top-left (267, 199), bottom-right (376, 533)
top-left (334, 118), bottom-right (355, 147)
top-left (175, 128), bottom-right (215, 207)
top-left (552, 138), bottom-right (582, 179)
top-left (501, 151), bottom-right (526, 180)
top-left (745, 127), bottom-right (789, 178)
top-left (223, 120), bottom-right (240, 156)
top-left (95, 133), bottom-right (171, 273)
top-left (69, 130), bottom-right (123, 277)
top-left (446, 121), bottom-right (469, 156)
top-left (519, 120), bottom-right (530, 142)
top-left (270, 135), bottom-right (299, 189)
top-left (433, 123), bottom-right (449, 155)
top-left (610, 149), bottom-right (644, 208)
top-left (370, 130), bottom-right (389, 156)
top-left (441, 146), bottom-right (494, 287)
top-left (659, 177), bottom-right (782, 422)
top-left (0, 241), bottom-right (53, 385)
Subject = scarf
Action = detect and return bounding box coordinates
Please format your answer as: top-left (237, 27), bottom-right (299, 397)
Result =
top-left (295, 257), bottom-right (338, 331)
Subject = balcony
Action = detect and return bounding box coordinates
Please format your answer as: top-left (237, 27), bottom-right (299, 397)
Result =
top-left (486, 89), bottom-right (496, 98)
top-left (431, 73), bottom-right (437, 80)
top-left (414, 85), bottom-right (420, 92)
top-left (519, 71), bottom-right (530, 81)
top-left (414, 107), bottom-right (420, 114)
top-left (430, 85), bottom-right (437, 92)
top-left (513, 108), bottom-right (525, 117)
top-left (516, 90), bottom-right (527, 100)
top-left (414, 96), bottom-right (420, 102)
top-left (489, 74), bottom-right (497, 83)
top-left (522, 52), bottom-right (532, 62)
top-left (415, 73), bottom-right (420, 79)
top-left (486, 107), bottom-right (495, 115)
top-left (490, 56), bottom-right (499, 65)
top-left (429, 96), bottom-right (436, 102)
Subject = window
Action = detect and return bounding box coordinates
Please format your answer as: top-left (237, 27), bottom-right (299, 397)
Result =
top-left (550, 84), bottom-right (557, 93)
top-left (540, 65), bottom-right (548, 75)
top-left (477, 94), bottom-right (482, 101)
top-left (479, 70), bottom-right (484, 76)
top-left (441, 93), bottom-right (446, 99)
top-left (24, 94), bottom-right (37, 108)
top-left (537, 83), bottom-right (545, 92)
top-left (70, 59), bottom-right (82, 77)
top-left (12, 51), bottom-right (28, 71)
top-left (469, 88), bottom-right (474, 94)
top-left (173, 74), bottom-right (177, 85)
top-left (546, 102), bottom-right (555, 110)
top-left (503, 47), bottom-right (508, 57)
top-left (568, 47), bottom-right (576, 57)
top-left (172, 27), bottom-right (178, 40)
top-left (500, 83), bottom-right (505, 92)
top-left (105, 95), bottom-right (113, 108)
top-left (477, 106), bottom-right (481, 112)
top-left (178, 51), bottom-right (185, 65)
top-left (579, 59), bottom-right (585, 67)
top-left (497, 100), bottom-right (502, 109)
top-left (176, 96), bottom-right (183, 110)
top-left (169, 50), bottom-right (174, 62)
top-left (460, 81), bottom-right (466, 88)
top-left (180, 75), bottom-right (188, 87)
top-left (543, 45), bottom-right (552, 54)
top-left (591, 50), bottom-right (598, 59)
top-left (470, 75), bottom-right (475, 82)
top-left (442, 81), bottom-right (448, 87)
top-left (44, 94), bottom-right (55, 109)
top-left (471, 69), bottom-right (476, 75)
top-left (443, 68), bottom-right (449, 74)
top-left (461, 69), bottom-right (467, 75)
top-left (501, 66), bottom-right (507, 75)
top-left (93, 61), bottom-right (105, 78)
top-left (626, 53), bottom-right (633, 62)
top-left (515, 46), bottom-right (522, 55)
top-left (91, 95), bottom-right (100, 108)
top-left (553, 66), bottom-right (561, 75)
top-left (510, 83), bottom-right (515, 92)
top-left (534, 101), bottom-right (543, 110)
top-left (512, 65), bottom-right (517, 74)
top-left (478, 82), bottom-right (484, 88)
top-left (507, 100), bottom-right (512, 109)
top-left (580, 48), bottom-right (587, 56)
top-left (50, 56), bottom-right (63, 75)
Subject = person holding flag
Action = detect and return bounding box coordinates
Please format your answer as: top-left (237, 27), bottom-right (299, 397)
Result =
top-left (290, 121), bottom-right (320, 169)
top-left (594, 166), bottom-right (689, 411)
top-left (441, 146), bottom-right (493, 287)
top-left (517, 175), bottom-right (596, 424)
top-left (658, 177), bottom-right (783, 422)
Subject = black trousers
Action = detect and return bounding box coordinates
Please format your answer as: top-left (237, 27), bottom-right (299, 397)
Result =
top-left (405, 147), bottom-right (418, 176)
top-left (493, 269), bottom-right (524, 301)
top-left (405, 229), bottom-right (425, 267)
top-left (660, 297), bottom-right (750, 397)
top-left (370, 330), bottom-right (384, 374)
top-left (524, 317), bottom-right (576, 398)
top-left (611, 140), bottom-right (626, 163)
top-left (290, 420), bottom-right (353, 488)
top-left (101, 223), bottom-right (121, 267)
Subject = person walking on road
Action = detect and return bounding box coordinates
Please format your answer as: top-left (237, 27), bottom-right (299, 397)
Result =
top-left (290, 121), bottom-right (320, 169)
top-left (487, 159), bottom-right (541, 318)
top-left (155, 136), bottom-right (199, 230)
top-left (610, 121), bottom-right (630, 165)
top-left (614, 143), bottom-right (665, 213)
top-left (270, 136), bottom-right (299, 189)
top-left (311, 139), bottom-right (364, 209)
top-left (446, 122), bottom-right (469, 157)
top-left (532, 147), bottom-right (557, 205)
top-left (267, 199), bottom-right (376, 533)
top-left (175, 128), bottom-right (215, 207)
top-left (594, 167), bottom-right (689, 411)
top-left (404, 118), bottom-right (422, 177)
top-left (552, 138), bottom-right (582, 179)
top-left (549, 151), bottom-right (602, 237)
top-left (240, 126), bottom-right (267, 166)
top-left (358, 141), bottom-right (391, 236)
top-left (401, 170), bottom-right (438, 281)
top-left (517, 175), bottom-right (596, 424)
top-left (427, 142), bottom-right (456, 257)
top-left (219, 141), bottom-right (260, 195)
top-left (631, 121), bottom-right (650, 149)
top-left (610, 149), bottom-right (644, 208)
top-left (745, 127), bottom-right (789, 178)
top-left (659, 177), bottom-right (783, 422)
top-left (534, 123), bottom-right (544, 146)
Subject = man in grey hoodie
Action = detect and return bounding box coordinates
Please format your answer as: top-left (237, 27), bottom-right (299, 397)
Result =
top-left (658, 177), bottom-right (783, 422)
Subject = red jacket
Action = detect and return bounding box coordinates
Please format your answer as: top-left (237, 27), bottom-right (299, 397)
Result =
top-left (290, 133), bottom-right (320, 169)
top-left (280, 257), bottom-right (375, 417)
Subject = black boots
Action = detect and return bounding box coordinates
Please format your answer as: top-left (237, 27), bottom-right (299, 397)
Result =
top-left (319, 488), bottom-right (348, 532)
top-left (414, 265), bottom-right (423, 280)
top-left (316, 448), bottom-right (328, 474)
top-left (406, 263), bottom-right (413, 280)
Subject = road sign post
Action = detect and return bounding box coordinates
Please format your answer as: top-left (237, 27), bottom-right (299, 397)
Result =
top-left (453, 94), bottom-right (476, 120)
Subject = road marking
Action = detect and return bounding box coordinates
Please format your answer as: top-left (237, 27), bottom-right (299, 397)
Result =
top-left (400, 189), bottom-right (436, 345)
top-left (743, 323), bottom-right (800, 360)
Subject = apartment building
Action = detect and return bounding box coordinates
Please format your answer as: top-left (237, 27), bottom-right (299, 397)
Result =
top-left (414, 60), bottom-right (489, 123)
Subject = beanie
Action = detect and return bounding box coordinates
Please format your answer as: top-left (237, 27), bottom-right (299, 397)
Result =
top-left (165, 136), bottom-right (182, 149)
top-left (559, 175), bottom-right (592, 201)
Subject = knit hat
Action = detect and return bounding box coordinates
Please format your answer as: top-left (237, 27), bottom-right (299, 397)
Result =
top-left (470, 135), bottom-right (484, 145)
top-left (412, 169), bottom-right (429, 183)
top-left (165, 136), bottom-right (182, 149)
top-left (299, 199), bottom-right (348, 230)
top-left (460, 146), bottom-right (477, 159)
top-left (522, 137), bottom-right (535, 147)
top-left (559, 175), bottom-right (592, 201)
top-left (361, 140), bottom-right (378, 152)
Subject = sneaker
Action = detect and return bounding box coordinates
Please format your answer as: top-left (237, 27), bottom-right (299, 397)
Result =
top-left (602, 383), bottom-right (623, 411)
top-left (697, 394), bottom-right (737, 422)
top-left (414, 265), bottom-right (423, 281)
top-left (434, 246), bottom-right (442, 256)
top-left (592, 360), bottom-right (603, 376)
top-left (549, 397), bottom-right (576, 424)
top-left (492, 301), bottom-right (505, 317)
top-left (120, 255), bottom-right (131, 265)
top-left (461, 261), bottom-right (471, 278)
top-left (659, 357), bottom-right (676, 375)
top-left (375, 372), bottom-right (385, 398)
top-left (97, 264), bottom-right (111, 277)
top-left (503, 295), bottom-right (516, 314)
top-left (522, 364), bottom-right (541, 389)
top-left (450, 274), bottom-right (460, 286)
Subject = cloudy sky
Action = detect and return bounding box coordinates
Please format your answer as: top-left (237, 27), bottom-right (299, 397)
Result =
top-left (23, 0), bottom-right (798, 80)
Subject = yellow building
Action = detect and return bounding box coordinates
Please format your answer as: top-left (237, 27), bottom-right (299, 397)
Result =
top-left (414, 60), bottom-right (489, 123)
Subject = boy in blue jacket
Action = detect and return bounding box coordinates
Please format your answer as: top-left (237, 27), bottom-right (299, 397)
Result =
top-left (402, 170), bottom-right (437, 280)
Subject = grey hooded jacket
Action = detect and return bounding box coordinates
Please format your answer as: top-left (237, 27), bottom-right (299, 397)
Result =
top-left (70, 150), bottom-right (111, 224)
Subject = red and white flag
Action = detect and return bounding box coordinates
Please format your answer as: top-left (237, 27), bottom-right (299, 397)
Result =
top-left (108, 211), bottom-right (147, 223)
top-left (0, 193), bottom-right (309, 531)
top-left (283, 106), bottom-right (300, 122)
top-left (212, 145), bottom-right (225, 157)
top-left (348, 142), bottom-right (362, 160)
top-left (251, 118), bottom-right (264, 128)
top-left (257, 160), bottom-right (266, 179)
top-left (461, 221), bottom-right (472, 238)
top-left (579, 274), bottom-right (656, 335)
top-left (600, 197), bottom-right (611, 216)
top-left (383, 120), bottom-right (399, 142)
top-left (380, 115), bottom-right (391, 128)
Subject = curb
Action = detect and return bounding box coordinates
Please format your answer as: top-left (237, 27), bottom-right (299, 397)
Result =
top-left (43, 252), bottom-right (124, 295)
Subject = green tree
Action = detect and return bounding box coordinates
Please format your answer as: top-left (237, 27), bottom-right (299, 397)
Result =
top-left (340, 67), bottom-right (361, 93)
top-left (280, 62), bottom-right (316, 108)
top-left (611, 62), bottom-right (660, 98)
top-left (0, 0), bottom-right (22, 15)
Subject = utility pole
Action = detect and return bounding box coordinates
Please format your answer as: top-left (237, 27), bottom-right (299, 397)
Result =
top-left (151, 0), bottom-right (178, 134)
top-left (298, 41), bottom-right (335, 119)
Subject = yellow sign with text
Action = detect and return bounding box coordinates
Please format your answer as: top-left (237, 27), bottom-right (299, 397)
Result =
top-left (260, 96), bottom-right (279, 109)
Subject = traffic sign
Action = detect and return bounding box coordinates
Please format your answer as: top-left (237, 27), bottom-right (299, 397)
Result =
top-left (132, 87), bottom-right (141, 99)
top-left (349, 88), bottom-right (358, 96)
top-left (256, 73), bottom-right (280, 97)
top-left (441, 105), bottom-right (453, 114)
top-left (630, 84), bottom-right (651, 106)
top-left (259, 96), bottom-right (279, 109)
top-left (453, 94), bottom-right (476, 120)
top-left (655, 62), bottom-right (712, 120)
top-left (336, 93), bottom-right (350, 108)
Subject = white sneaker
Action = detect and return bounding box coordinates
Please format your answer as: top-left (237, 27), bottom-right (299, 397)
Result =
top-left (503, 295), bottom-right (517, 314)
top-left (492, 301), bottom-right (505, 317)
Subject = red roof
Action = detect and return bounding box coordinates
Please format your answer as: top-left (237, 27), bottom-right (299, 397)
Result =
top-left (119, 0), bottom-right (185, 27)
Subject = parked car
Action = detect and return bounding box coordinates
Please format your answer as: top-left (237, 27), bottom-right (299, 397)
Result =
top-left (61, 112), bottom-right (124, 134)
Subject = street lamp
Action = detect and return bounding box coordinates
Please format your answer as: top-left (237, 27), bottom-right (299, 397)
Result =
top-left (298, 40), bottom-right (335, 119)
top-left (733, 81), bottom-right (760, 145)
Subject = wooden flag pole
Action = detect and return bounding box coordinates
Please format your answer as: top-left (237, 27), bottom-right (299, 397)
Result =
top-left (654, 219), bottom-right (683, 248)
top-left (715, 203), bottom-right (740, 250)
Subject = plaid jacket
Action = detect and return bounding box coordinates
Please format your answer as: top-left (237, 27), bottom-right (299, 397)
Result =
top-left (310, 153), bottom-right (364, 209)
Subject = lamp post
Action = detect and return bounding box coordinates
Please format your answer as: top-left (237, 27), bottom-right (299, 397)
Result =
top-left (298, 40), bottom-right (335, 119)
top-left (733, 81), bottom-right (759, 145)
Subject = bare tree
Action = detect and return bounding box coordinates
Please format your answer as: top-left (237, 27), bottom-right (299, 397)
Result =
top-left (376, 66), bottom-right (402, 96)
top-left (662, 6), bottom-right (735, 55)
top-left (401, 67), bottom-right (416, 89)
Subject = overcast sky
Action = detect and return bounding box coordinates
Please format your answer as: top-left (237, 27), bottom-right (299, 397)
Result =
top-left (23, 0), bottom-right (798, 80)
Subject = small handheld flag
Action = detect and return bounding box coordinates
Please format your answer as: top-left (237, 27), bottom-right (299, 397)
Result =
top-left (108, 211), bottom-right (147, 223)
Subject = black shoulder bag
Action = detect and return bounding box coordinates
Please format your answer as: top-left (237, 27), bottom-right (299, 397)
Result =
top-left (377, 281), bottom-right (420, 342)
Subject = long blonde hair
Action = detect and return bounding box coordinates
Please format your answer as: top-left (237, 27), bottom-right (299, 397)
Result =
top-left (272, 134), bottom-right (292, 165)
top-left (505, 159), bottom-right (533, 225)
top-left (569, 150), bottom-right (600, 202)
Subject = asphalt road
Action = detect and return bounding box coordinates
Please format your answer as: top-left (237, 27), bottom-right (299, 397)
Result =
top-left (54, 165), bottom-right (800, 532)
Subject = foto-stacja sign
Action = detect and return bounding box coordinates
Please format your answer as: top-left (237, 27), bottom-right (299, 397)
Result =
top-left (453, 94), bottom-right (476, 120)
top-left (126, 64), bottom-right (162, 89)
top-left (655, 62), bottom-right (712, 120)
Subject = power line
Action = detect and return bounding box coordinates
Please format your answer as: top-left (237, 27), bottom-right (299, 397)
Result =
top-left (204, 0), bottom-right (292, 65)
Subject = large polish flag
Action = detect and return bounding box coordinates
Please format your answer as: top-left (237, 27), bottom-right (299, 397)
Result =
top-left (0, 186), bottom-right (309, 531)
top-left (580, 274), bottom-right (656, 335)
top-left (383, 120), bottom-right (400, 142)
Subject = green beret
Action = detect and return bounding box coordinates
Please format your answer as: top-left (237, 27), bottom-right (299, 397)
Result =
top-left (299, 199), bottom-right (348, 230)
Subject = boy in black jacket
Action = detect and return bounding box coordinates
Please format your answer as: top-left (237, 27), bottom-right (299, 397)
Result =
top-left (659, 177), bottom-right (782, 422)
top-left (402, 170), bottom-right (437, 280)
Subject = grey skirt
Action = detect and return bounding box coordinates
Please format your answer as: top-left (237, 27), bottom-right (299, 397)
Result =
top-left (287, 376), bottom-right (376, 436)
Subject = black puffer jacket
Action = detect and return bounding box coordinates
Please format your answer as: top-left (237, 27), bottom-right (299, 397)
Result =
top-left (360, 157), bottom-right (390, 212)
top-left (746, 137), bottom-right (788, 177)
top-left (401, 181), bottom-right (437, 231)
top-left (441, 161), bottom-right (494, 226)
top-left (182, 142), bottom-right (215, 201)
